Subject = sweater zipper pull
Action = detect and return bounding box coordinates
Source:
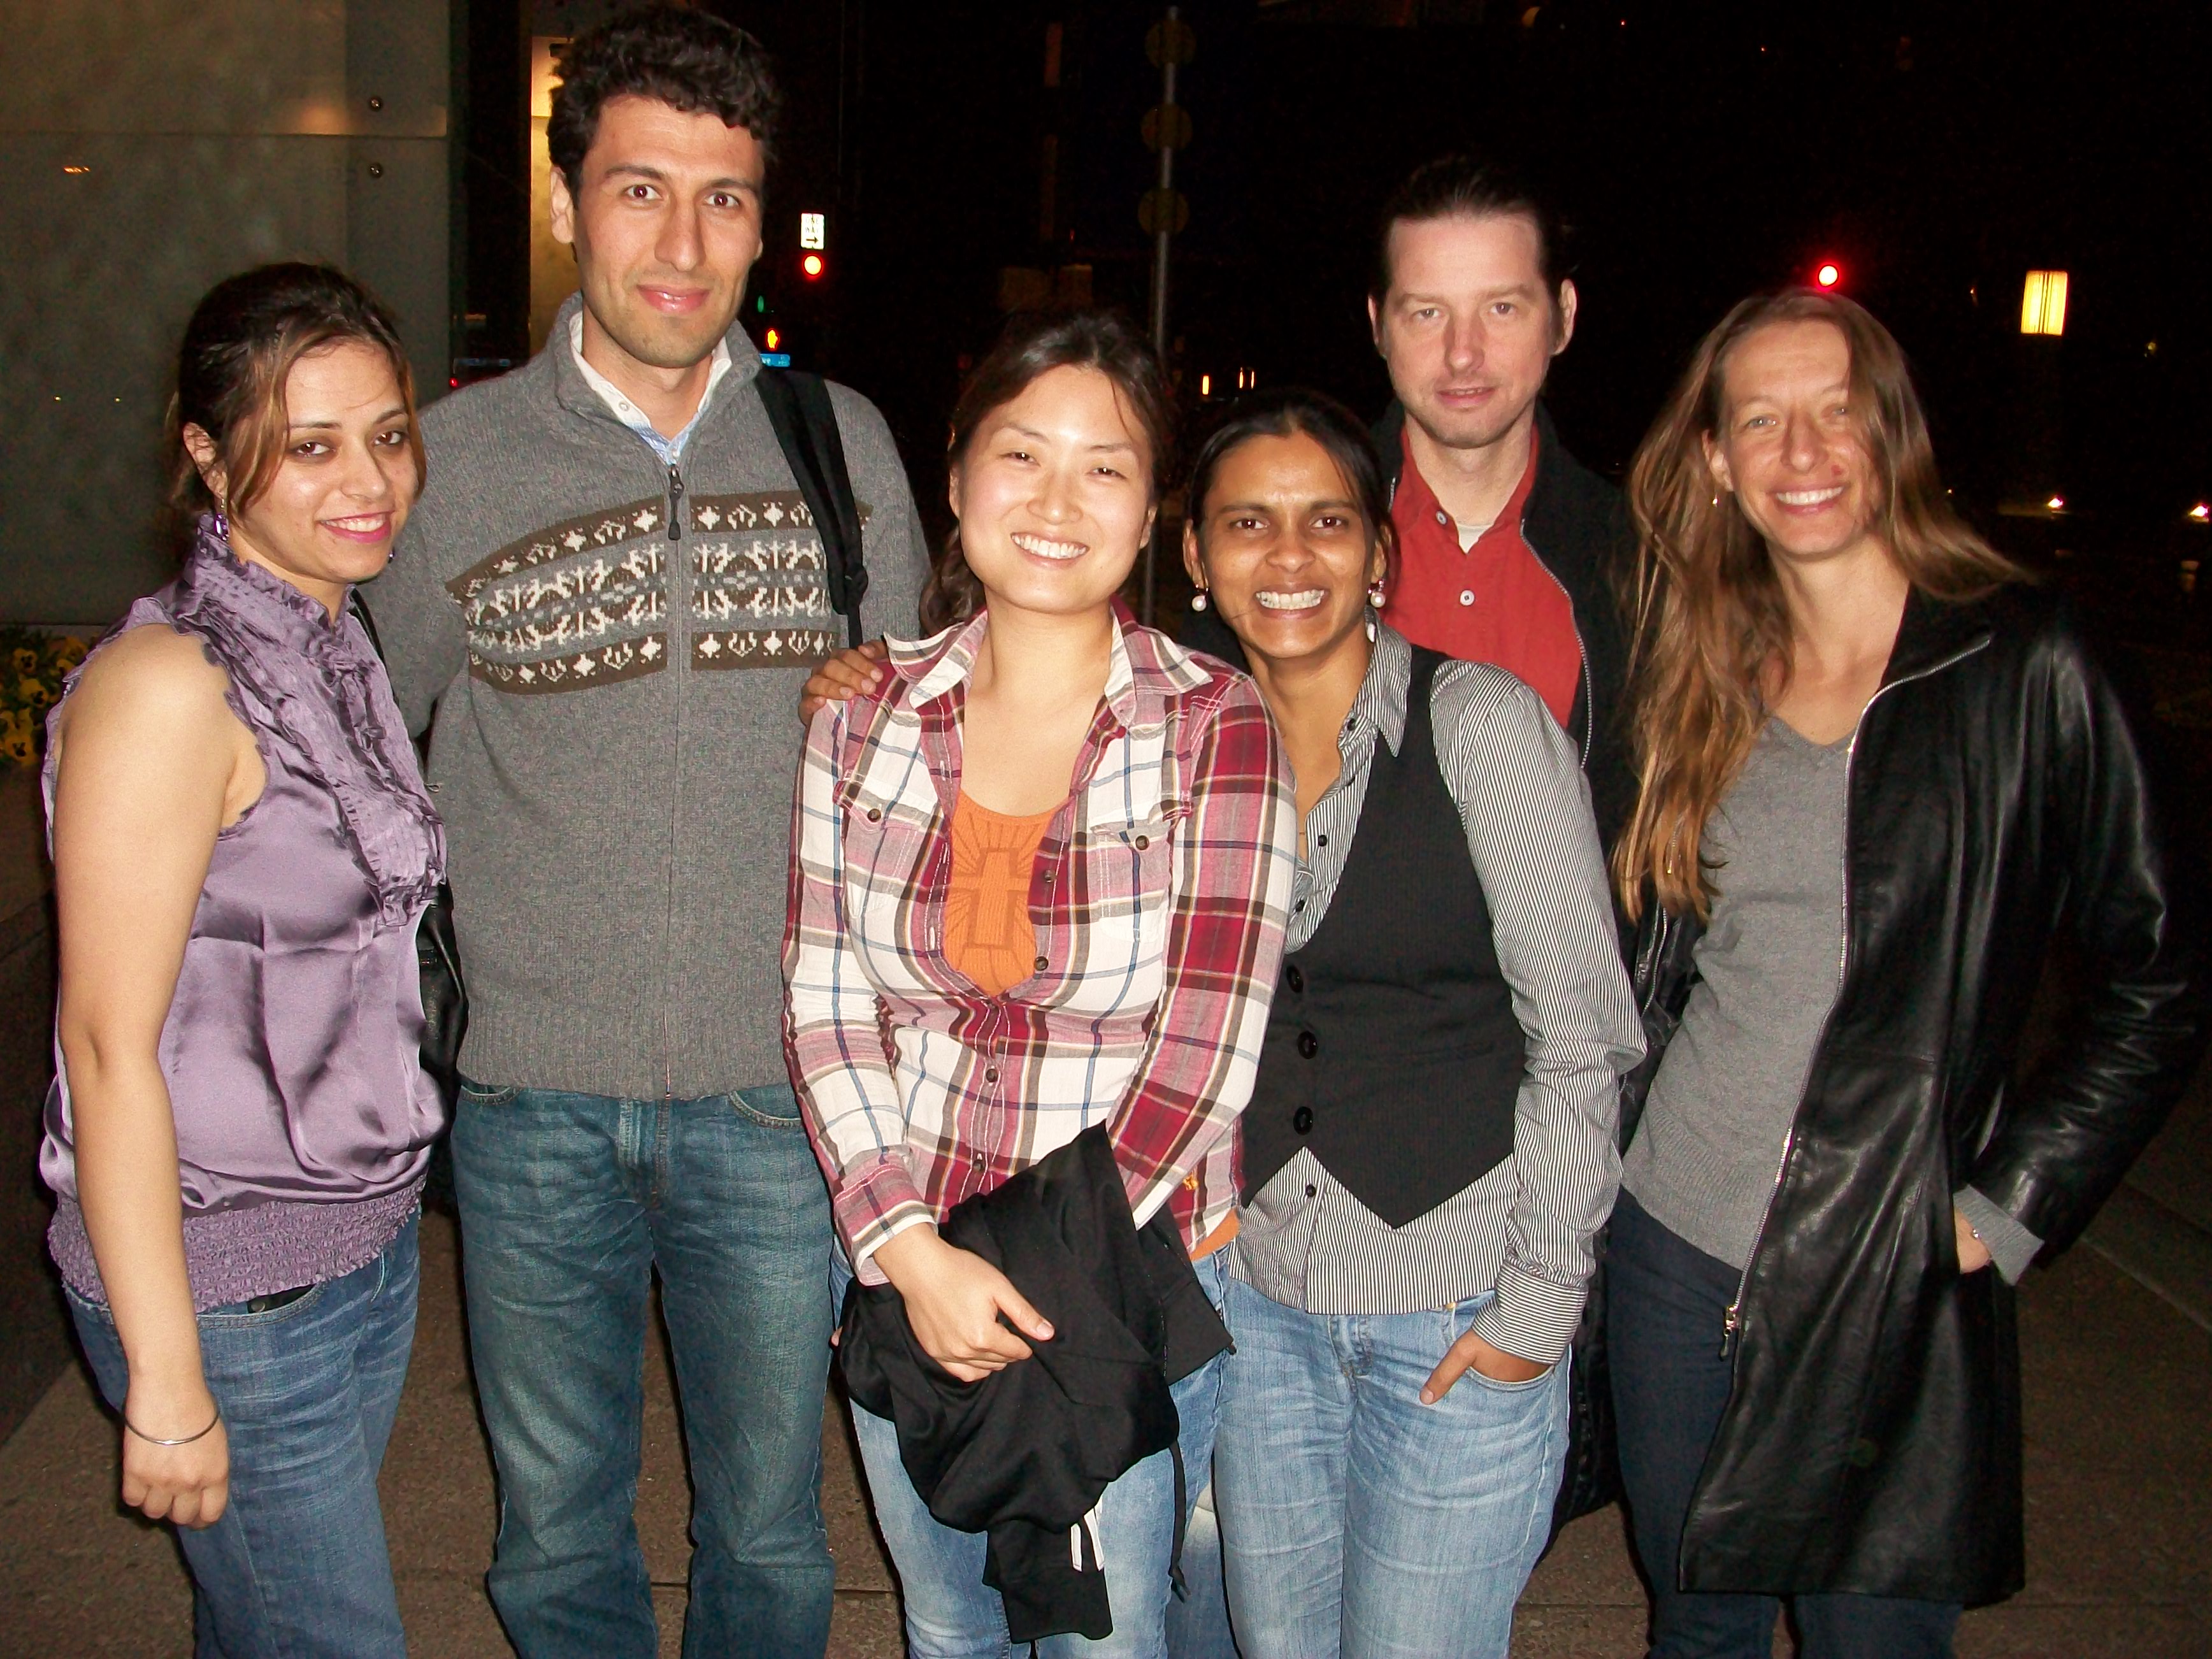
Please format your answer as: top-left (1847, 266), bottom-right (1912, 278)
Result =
top-left (667, 461), bottom-right (685, 542)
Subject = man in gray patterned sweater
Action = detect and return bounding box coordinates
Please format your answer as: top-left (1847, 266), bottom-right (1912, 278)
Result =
top-left (365, 11), bottom-right (922, 1657)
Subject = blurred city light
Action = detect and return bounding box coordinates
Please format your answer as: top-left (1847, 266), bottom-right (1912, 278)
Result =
top-left (2021, 270), bottom-right (2069, 336)
top-left (1815, 261), bottom-right (1841, 289)
top-left (2047, 495), bottom-right (2066, 511)
top-left (801, 253), bottom-right (824, 279)
top-left (2190, 503), bottom-right (2210, 521)
top-left (765, 327), bottom-right (780, 350)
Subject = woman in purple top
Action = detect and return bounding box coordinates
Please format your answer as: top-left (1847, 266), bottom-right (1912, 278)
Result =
top-left (41, 264), bottom-right (444, 1658)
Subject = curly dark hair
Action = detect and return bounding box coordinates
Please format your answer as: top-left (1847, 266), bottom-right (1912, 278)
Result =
top-left (547, 5), bottom-right (780, 192)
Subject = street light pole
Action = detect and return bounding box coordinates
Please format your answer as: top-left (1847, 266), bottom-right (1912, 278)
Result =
top-left (1142, 6), bottom-right (1181, 625)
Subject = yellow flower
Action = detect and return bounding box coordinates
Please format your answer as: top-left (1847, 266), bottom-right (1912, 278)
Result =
top-left (11, 649), bottom-right (36, 675)
top-left (54, 637), bottom-right (89, 668)
top-left (19, 677), bottom-right (48, 703)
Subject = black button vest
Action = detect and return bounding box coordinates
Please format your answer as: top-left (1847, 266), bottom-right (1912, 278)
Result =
top-left (1241, 648), bottom-right (1524, 1227)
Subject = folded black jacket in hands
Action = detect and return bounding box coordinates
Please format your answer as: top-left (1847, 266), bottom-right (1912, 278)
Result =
top-left (838, 1126), bottom-right (1230, 1643)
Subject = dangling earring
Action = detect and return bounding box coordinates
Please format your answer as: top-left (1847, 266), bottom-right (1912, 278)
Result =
top-left (211, 495), bottom-right (230, 542)
top-left (1189, 589), bottom-right (1209, 612)
top-left (1364, 580), bottom-right (1384, 642)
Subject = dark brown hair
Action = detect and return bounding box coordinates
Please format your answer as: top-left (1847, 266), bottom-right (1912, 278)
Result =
top-left (1370, 152), bottom-right (1571, 307)
top-left (1185, 386), bottom-right (1398, 587)
top-left (548, 5), bottom-right (780, 193)
top-left (1614, 288), bottom-right (2023, 921)
top-left (167, 262), bottom-right (424, 528)
top-left (922, 309), bottom-right (1175, 635)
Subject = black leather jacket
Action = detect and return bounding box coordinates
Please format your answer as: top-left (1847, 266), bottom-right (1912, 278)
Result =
top-left (1624, 584), bottom-right (2209, 1605)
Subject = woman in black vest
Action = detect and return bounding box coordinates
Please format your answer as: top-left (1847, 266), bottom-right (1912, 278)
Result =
top-left (1179, 390), bottom-right (1642, 1659)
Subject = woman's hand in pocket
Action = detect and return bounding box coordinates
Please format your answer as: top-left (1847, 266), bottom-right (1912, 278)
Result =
top-left (873, 1226), bottom-right (1054, 1382)
top-left (1421, 1326), bottom-right (1548, 1404)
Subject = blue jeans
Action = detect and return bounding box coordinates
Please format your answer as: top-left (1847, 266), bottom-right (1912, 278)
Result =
top-left (69, 1216), bottom-right (420, 1659)
top-left (1608, 1191), bottom-right (1962, 1658)
top-left (452, 1081), bottom-right (835, 1659)
top-left (1213, 1276), bottom-right (1567, 1659)
top-left (843, 1251), bottom-right (1229, 1658)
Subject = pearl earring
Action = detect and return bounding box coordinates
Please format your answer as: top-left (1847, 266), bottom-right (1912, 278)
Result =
top-left (1189, 589), bottom-right (1209, 612)
top-left (1367, 580), bottom-right (1386, 609)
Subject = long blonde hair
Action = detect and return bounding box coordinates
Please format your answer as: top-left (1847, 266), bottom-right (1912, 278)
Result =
top-left (1613, 290), bottom-right (2022, 921)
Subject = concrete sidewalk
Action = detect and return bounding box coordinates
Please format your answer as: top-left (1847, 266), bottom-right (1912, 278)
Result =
top-left (3, 1206), bottom-right (2204, 1658)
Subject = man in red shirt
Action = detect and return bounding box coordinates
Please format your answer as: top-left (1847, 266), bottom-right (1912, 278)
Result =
top-left (1368, 156), bottom-right (1635, 842)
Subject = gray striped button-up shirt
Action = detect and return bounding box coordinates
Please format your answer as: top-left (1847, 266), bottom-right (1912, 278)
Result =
top-left (1230, 625), bottom-right (1642, 1365)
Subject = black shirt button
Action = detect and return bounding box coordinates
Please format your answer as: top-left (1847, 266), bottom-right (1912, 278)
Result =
top-left (1293, 1106), bottom-right (1314, 1134)
top-left (1305, 1184), bottom-right (1318, 1198)
top-left (984, 1067), bottom-right (998, 1083)
top-left (1316, 834), bottom-right (1327, 847)
top-left (1294, 900), bottom-right (1305, 914)
top-left (1284, 964), bottom-right (1304, 994)
top-left (1296, 1030), bottom-right (1319, 1058)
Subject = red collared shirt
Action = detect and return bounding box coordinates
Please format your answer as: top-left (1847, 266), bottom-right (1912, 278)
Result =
top-left (1383, 426), bottom-right (1583, 731)
top-left (784, 604), bottom-right (1296, 1278)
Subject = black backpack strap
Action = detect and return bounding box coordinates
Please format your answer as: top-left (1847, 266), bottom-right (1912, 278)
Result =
top-left (756, 368), bottom-right (870, 649)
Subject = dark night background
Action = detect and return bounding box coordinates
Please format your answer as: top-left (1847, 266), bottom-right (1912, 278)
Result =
top-left (463, 0), bottom-right (2210, 633)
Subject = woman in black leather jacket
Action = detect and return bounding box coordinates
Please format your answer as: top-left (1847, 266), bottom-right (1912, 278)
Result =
top-left (1605, 289), bottom-right (2208, 1658)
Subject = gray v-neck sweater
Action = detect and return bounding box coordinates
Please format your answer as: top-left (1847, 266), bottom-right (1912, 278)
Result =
top-left (366, 296), bottom-right (926, 1099)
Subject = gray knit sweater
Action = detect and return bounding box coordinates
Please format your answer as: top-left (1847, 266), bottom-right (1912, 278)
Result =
top-left (366, 297), bottom-right (926, 1099)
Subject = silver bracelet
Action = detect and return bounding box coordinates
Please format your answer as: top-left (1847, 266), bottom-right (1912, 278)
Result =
top-left (124, 1400), bottom-right (222, 1447)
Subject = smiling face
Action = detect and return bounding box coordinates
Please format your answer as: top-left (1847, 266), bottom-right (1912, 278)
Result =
top-left (1368, 211), bottom-right (1575, 454)
top-left (951, 364), bottom-right (1156, 624)
top-left (1184, 429), bottom-right (1386, 675)
top-left (186, 340), bottom-right (419, 615)
top-left (550, 94), bottom-right (765, 375)
top-left (1704, 319), bottom-right (1884, 570)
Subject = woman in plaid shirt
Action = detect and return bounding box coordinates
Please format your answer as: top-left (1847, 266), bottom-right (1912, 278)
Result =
top-left (783, 310), bottom-right (1296, 1655)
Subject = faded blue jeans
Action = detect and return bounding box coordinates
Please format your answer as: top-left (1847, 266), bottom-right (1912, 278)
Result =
top-left (841, 1249), bottom-right (1229, 1658)
top-left (1213, 1277), bottom-right (1568, 1659)
top-left (452, 1081), bottom-right (835, 1659)
top-left (69, 1215), bottom-right (420, 1659)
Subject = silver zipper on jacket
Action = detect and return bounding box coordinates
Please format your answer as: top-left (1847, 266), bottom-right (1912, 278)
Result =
top-left (662, 459), bottom-right (686, 1099)
top-left (1718, 634), bottom-right (1992, 1356)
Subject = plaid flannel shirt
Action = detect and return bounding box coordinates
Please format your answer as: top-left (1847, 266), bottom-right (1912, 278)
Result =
top-left (784, 606), bottom-right (1296, 1279)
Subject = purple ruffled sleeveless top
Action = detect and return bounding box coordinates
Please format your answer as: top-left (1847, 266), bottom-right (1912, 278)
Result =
top-left (41, 521), bottom-right (448, 1311)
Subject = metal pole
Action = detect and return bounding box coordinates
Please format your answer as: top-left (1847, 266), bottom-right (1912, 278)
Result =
top-left (1143, 6), bottom-right (1179, 625)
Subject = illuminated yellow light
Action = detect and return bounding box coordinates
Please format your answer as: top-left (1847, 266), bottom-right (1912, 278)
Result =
top-left (2021, 270), bottom-right (2068, 336)
top-left (2046, 495), bottom-right (2065, 511)
top-left (765, 327), bottom-right (780, 350)
top-left (2191, 503), bottom-right (2210, 521)
top-left (1815, 261), bottom-right (1841, 289)
top-left (1200, 373), bottom-right (1210, 396)
top-left (801, 253), bottom-right (824, 278)
top-left (62, 163), bottom-right (90, 175)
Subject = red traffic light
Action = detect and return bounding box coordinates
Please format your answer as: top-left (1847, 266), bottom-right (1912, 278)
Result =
top-left (1815, 261), bottom-right (1842, 289)
top-left (801, 253), bottom-right (824, 280)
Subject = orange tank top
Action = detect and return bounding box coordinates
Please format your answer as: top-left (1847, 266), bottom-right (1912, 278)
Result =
top-left (945, 794), bottom-right (1055, 996)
